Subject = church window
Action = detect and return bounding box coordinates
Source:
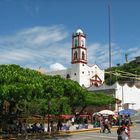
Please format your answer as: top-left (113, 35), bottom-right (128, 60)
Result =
top-left (75, 39), bottom-right (78, 47)
top-left (82, 64), bottom-right (84, 66)
top-left (82, 40), bottom-right (84, 47)
top-left (82, 51), bottom-right (85, 60)
top-left (66, 74), bottom-right (70, 79)
top-left (82, 71), bottom-right (84, 74)
top-left (74, 73), bottom-right (76, 75)
top-left (74, 51), bottom-right (78, 60)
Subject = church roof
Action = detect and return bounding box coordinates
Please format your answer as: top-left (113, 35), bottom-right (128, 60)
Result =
top-left (76, 29), bottom-right (83, 34)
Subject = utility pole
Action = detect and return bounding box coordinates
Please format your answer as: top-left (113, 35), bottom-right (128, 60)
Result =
top-left (108, 4), bottom-right (112, 85)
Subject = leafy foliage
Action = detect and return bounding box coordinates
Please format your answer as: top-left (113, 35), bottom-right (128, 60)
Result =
top-left (85, 92), bottom-right (116, 106)
top-left (105, 59), bottom-right (140, 84)
top-left (0, 64), bottom-right (115, 118)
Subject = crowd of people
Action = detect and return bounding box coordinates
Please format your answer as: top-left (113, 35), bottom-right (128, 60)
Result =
top-left (4, 113), bottom-right (133, 140)
top-left (93, 113), bottom-right (132, 140)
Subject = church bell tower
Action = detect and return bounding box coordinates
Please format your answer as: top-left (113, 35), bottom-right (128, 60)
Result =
top-left (71, 29), bottom-right (87, 64)
top-left (71, 29), bottom-right (88, 86)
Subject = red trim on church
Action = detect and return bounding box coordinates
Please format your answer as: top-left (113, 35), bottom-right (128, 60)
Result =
top-left (72, 47), bottom-right (87, 50)
top-left (90, 74), bottom-right (102, 86)
top-left (71, 60), bottom-right (87, 64)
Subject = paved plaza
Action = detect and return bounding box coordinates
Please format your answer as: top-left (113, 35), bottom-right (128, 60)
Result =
top-left (2, 114), bottom-right (140, 140)
top-left (4, 122), bottom-right (140, 140)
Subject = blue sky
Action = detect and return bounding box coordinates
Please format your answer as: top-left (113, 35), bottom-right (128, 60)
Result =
top-left (0, 0), bottom-right (140, 71)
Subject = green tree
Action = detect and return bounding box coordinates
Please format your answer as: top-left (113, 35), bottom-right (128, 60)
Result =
top-left (0, 64), bottom-right (116, 132)
top-left (105, 59), bottom-right (140, 84)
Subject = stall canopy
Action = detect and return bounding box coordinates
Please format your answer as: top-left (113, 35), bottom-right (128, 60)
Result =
top-left (59, 115), bottom-right (74, 119)
top-left (99, 110), bottom-right (115, 115)
top-left (119, 109), bottom-right (137, 116)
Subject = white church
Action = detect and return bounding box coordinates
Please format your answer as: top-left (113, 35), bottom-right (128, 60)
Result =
top-left (46, 29), bottom-right (140, 111)
top-left (47, 29), bottom-right (104, 88)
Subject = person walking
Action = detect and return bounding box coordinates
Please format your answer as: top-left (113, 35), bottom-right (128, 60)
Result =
top-left (99, 115), bottom-right (104, 133)
top-left (117, 123), bottom-right (129, 140)
top-left (117, 126), bottom-right (123, 140)
top-left (57, 120), bottom-right (62, 131)
top-left (103, 118), bottom-right (111, 133)
top-left (122, 124), bottom-right (129, 140)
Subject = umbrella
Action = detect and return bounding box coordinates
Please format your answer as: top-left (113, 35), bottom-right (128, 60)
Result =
top-left (92, 112), bottom-right (101, 116)
top-left (99, 110), bottom-right (115, 115)
top-left (119, 109), bottom-right (137, 116)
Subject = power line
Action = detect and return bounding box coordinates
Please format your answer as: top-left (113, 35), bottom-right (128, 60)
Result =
top-left (105, 71), bottom-right (140, 80)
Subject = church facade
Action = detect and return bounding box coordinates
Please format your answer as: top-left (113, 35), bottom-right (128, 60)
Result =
top-left (47, 29), bottom-right (104, 88)
top-left (45, 29), bottom-right (140, 111)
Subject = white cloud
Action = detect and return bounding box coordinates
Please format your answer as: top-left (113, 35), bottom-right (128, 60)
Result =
top-left (87, 42), bottom-right (123, 68)
top-left (127, 47), bottom-right (140, 61)
top-left (49, 63), bottom-right (66, 71)
top-left (17, 25), bottom-right (68, 47)
top-left (0, 24), bottom-right (139, 71)
top-left (0, 25), bottom-right (70, 69)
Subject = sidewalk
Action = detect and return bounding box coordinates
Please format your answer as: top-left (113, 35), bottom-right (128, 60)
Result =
top-left (0, 125), bottom-right (118, 139)
top-left (59, 124), bottom-right (100, 132)
top-left (59, 124), bottom-right (118, 133)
